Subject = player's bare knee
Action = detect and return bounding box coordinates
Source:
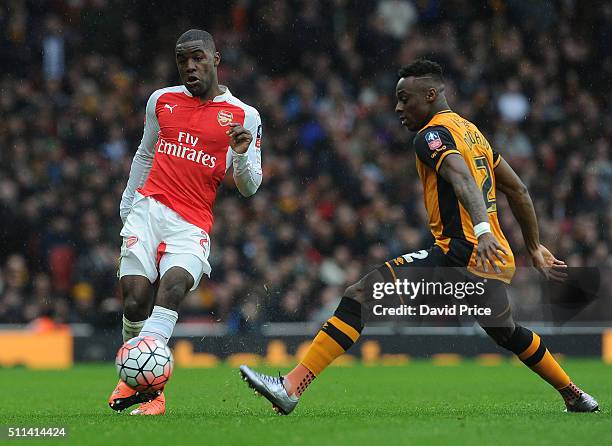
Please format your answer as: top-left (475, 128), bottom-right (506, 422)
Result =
top-left (156, 283), bottom-right (187, 310)
top-left (122, 285), bottom-right (151, 319)
top-left (156, 267), bottom-right (193, 310)
top-left (121, 277), bottom-right (153, 320)
top-left (123, 296), bottom-right (148, 321)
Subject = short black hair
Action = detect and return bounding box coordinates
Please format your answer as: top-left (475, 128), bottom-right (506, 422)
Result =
top-left (176, 29), bottom-right (216, 53)
top-left (398, 59), bottom-right (444, 81)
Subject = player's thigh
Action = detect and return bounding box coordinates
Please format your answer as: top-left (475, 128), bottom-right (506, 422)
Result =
top-left (350, 246), bottom-right (447, 305)
top-left (119, 192), bottom-right (161, 283)
top-left (378, 245), bottom-right (447, 283)
top-left (159, 208), bottom-right (211, 291)
top-left (158, 253), bottom-right (205, 292)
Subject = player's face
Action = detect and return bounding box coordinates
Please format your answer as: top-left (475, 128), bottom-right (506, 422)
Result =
top-left (175, 40), bottom-right (220, 97)
top-left (395, 77), bottom-right (431, 132)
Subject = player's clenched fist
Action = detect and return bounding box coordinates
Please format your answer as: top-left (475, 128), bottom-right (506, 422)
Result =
top-left (227, 123), bottom-right (252, 154)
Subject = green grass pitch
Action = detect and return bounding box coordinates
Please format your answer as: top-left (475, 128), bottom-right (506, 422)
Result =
top-left (1, 360), bottom-right (610, 445)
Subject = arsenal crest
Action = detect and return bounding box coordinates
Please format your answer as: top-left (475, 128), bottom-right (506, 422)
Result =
top-left (217, 110), bottom-right (233, 126)
top-left (126, 236), bottom-right (138, 248)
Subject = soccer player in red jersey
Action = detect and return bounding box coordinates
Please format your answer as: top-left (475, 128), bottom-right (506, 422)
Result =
top-left (108, 29), bottom-right (263, 415)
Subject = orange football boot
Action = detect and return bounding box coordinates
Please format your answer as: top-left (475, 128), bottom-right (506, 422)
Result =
top-left (129, 392), bottom-right (166, 415)
top-left (108, 380), bottom-right (160, 412)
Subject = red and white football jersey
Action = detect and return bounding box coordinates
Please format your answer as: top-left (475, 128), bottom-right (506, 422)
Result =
top-left (120, 85), bottom-right (262, 233)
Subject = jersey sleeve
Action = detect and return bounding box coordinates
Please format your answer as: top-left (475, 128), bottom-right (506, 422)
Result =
top-left (492, 148), bottom-right (502, 168)
top-left (413, 126), bottom-right (460, 172)
top-left (228, 107), bottom-right (263, 197)
top-left (119, 91), bottom-right (159, 222)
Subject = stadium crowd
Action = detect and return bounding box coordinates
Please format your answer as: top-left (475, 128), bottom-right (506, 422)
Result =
top-left (0, 0), bottom-right (610, 331)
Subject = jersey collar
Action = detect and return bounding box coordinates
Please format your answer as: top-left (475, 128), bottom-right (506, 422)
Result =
top-left (213, 85), bottom-right (232, 102)
top-left (182, 84), bottom-right (232, 102)
top-left (419, 109), bottom-right (453, 132)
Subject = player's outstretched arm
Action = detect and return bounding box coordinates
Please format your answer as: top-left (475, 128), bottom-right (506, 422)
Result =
top-left (119, 92), bottom-right (159, 222)
top-left (438, 154), bottom-right (507, 273)
top-left (494, 157), bottom-right (567, 281)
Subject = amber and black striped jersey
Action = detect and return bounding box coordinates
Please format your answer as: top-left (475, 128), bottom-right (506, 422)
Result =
top-left (414, 110), bottom-right (515, 283)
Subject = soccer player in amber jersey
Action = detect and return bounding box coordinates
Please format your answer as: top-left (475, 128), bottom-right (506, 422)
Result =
top-left (239, 60), bottom-right (598, 414)
top-left (108, 29), bottom-right (263, 415)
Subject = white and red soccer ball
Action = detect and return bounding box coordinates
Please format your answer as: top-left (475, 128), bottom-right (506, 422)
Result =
top-left (115, 336), bottom-right (174, 392)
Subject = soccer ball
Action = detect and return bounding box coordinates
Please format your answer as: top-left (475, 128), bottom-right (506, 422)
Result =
top-left (115, 336), bottom-right (174, 392)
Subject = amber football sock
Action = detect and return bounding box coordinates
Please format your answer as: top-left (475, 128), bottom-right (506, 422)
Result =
top-left (287, 297), bottom-right (363, 396)
top-left (501, 326), bottom-right (582, 403)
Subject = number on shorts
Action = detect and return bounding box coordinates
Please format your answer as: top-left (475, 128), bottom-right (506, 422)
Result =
top-left (392, 250), bottom-right (428, 266)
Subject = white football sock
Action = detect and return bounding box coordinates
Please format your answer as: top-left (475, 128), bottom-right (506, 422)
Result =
top-left (122, 315), bottom-right (146, 342)
top-left (139, 305), bottom-right (178, 345)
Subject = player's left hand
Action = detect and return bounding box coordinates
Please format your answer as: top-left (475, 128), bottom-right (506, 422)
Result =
top-left (227, 123), bottom-right (252, 154)
top-left (530, 244), bottom-right (568, 282)
top-left (476, 232), bottom-right (507, 273)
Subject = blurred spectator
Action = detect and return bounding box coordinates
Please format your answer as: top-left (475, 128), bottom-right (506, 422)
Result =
top-left (494, 123), bottom-right (533, 165)
top-left (376, 0), bottom-right (418, 39)
top-left (42, 14), bottom-right (65, 81)
top-left (497, 78), bottom-right (529, 122)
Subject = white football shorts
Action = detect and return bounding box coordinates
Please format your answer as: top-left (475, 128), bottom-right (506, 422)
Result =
top-left (119, 191), bottom-right (211, 290)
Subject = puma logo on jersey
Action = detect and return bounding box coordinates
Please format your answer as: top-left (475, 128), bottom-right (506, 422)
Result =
top-left (165, 104), bottom-right (177, 113)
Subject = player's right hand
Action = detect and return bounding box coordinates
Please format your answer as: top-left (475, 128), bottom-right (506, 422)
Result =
top-left (227, 123), bottom-right (252, 154)
top-left (476, 232), bottom-right (507, 273)
top-left (529, 244), bottom-right (567, 282)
